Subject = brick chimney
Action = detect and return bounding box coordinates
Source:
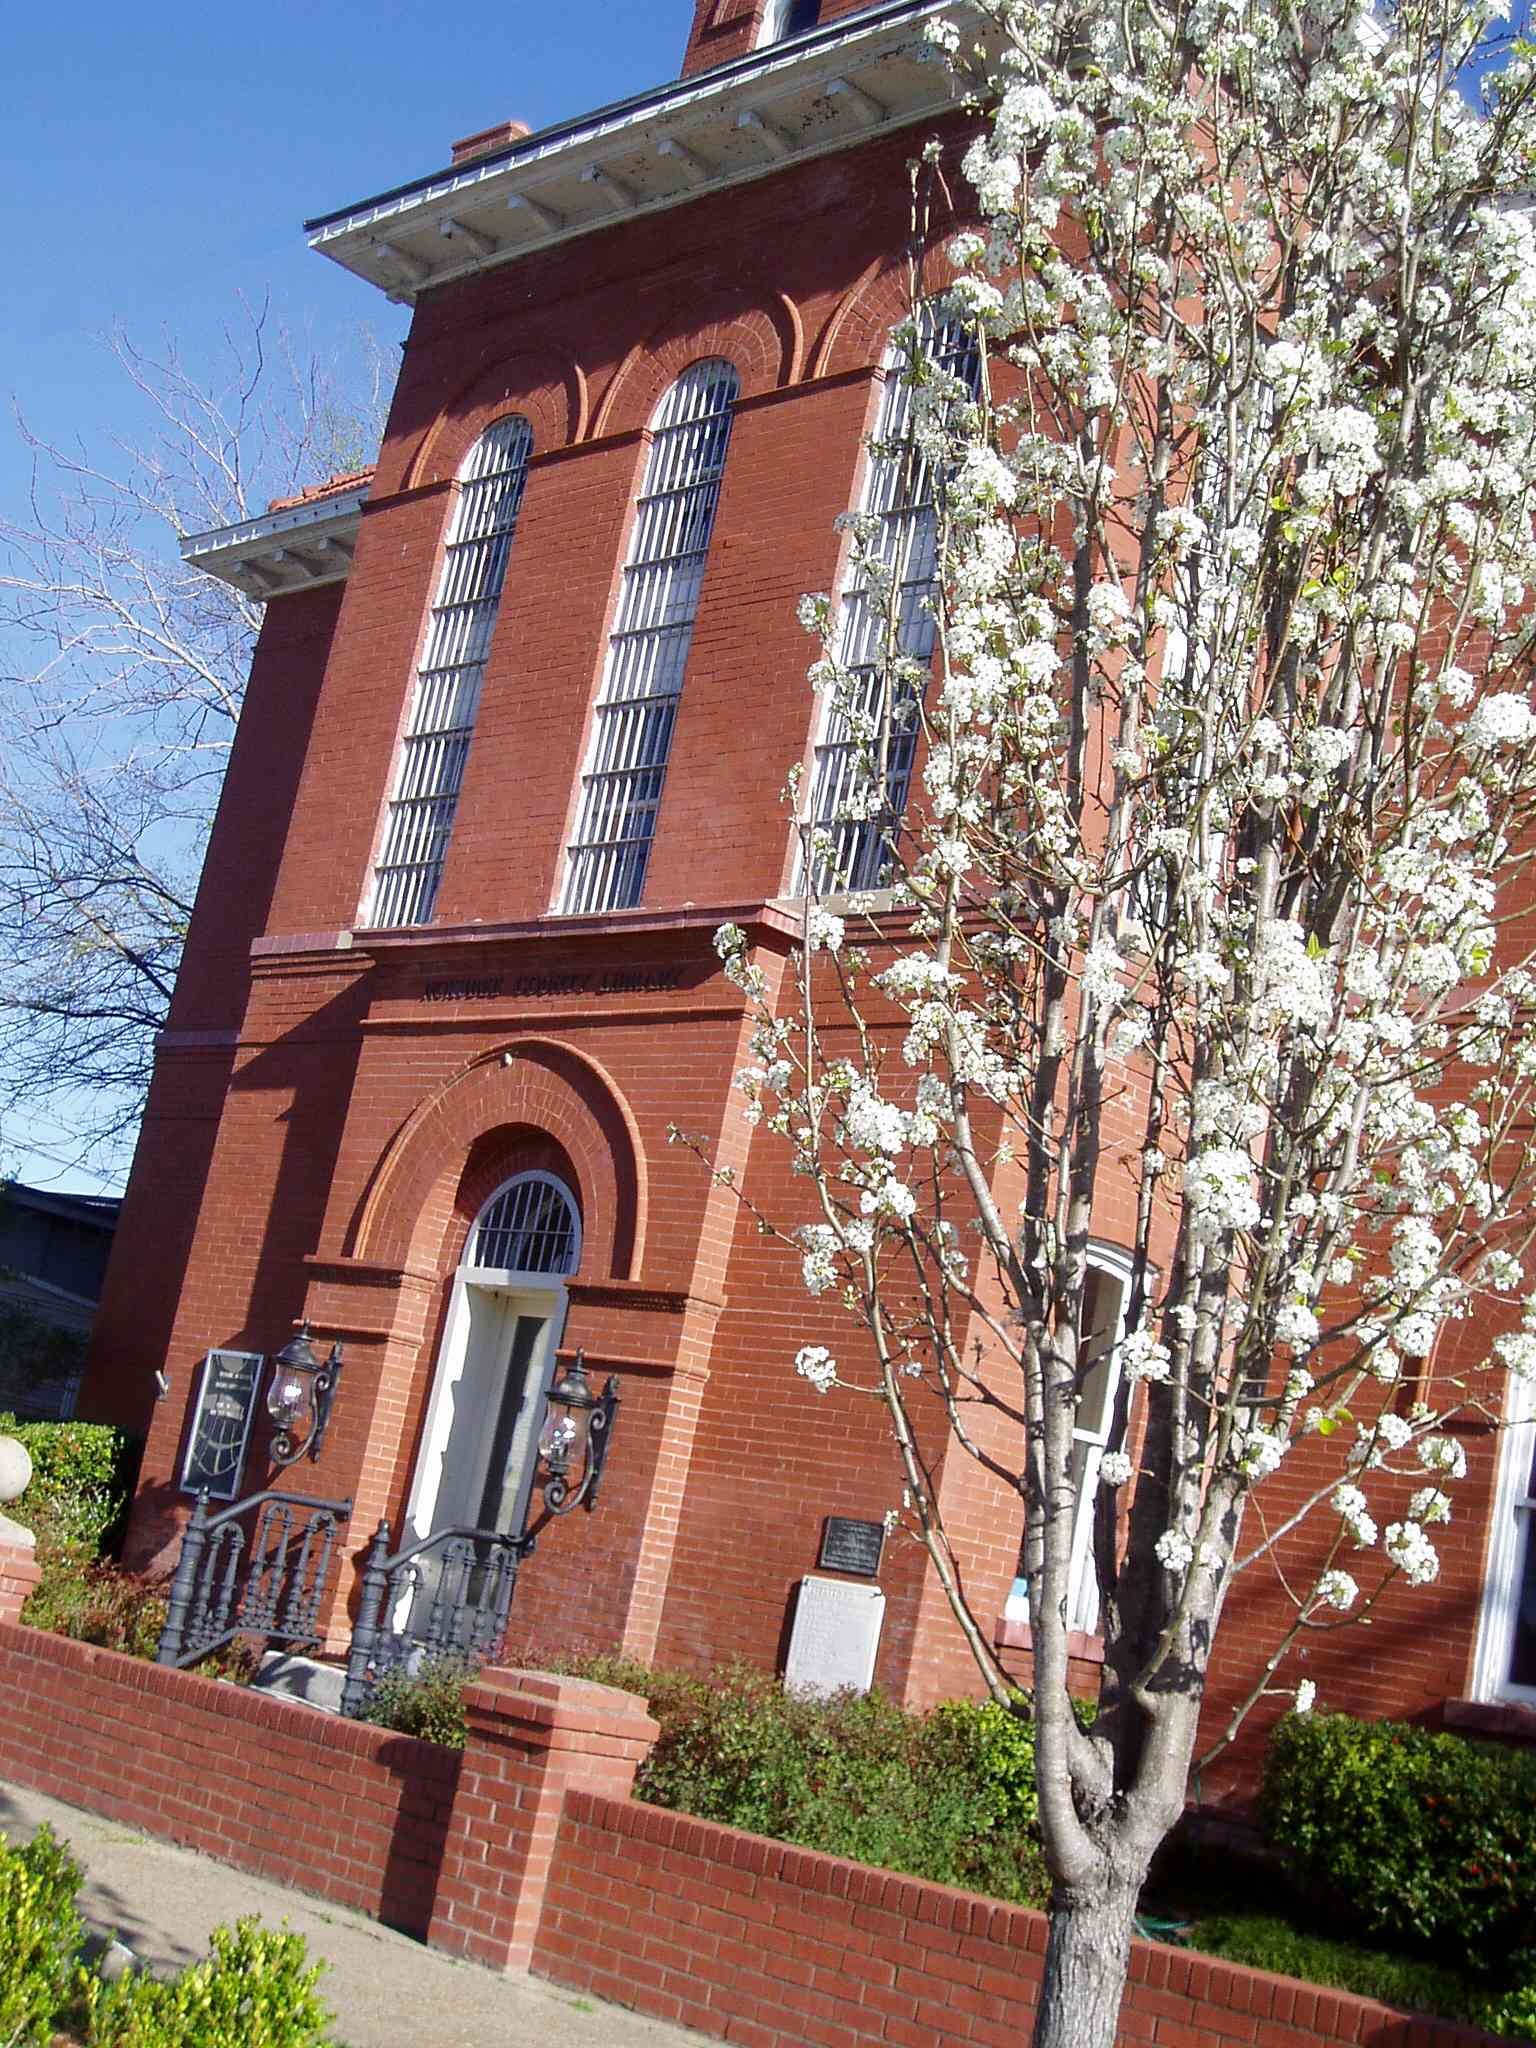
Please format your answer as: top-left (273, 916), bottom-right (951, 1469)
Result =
top-left (450, 119), bottom-right (532, 167)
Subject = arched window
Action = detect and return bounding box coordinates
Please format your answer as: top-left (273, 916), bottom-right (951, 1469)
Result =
top-left (369, 415), bottom-right (534, 928)
top-left (803, 309), bottom-right (981, 894)
top-left (757, 0), bottom-right (821, 44)
top-left (467, 1171), bottom-right (581, 1276)
top-left (562, 359), bottom-right (741, 914)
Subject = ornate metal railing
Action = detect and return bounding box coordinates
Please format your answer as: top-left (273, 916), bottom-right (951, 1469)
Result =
top-left (156, 1489), bottom-right (352, 1671)
top-left (339, 1522), bottom-right (528, 1718)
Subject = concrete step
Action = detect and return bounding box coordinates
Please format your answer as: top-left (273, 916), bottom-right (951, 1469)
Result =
top-left (251, 1651), bottom-right (346, 1714)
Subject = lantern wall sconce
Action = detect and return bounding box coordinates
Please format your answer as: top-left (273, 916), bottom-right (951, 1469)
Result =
top-left (532, 1351), bottom-right (620, 1520)
top-left (266, 1324), bottom-right (344, 1467)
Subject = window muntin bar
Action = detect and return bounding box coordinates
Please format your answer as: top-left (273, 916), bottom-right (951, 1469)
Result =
top-left (368, 416), bottom-right (534, 928)
top-left (562, 360), bottom-right (739, 915)
top-left (469, 1172), bottom-right (580, 1277)
top-left (805, 312), bottom-right (980, 895)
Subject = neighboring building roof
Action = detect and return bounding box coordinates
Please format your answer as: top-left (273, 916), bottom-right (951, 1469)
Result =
top-left (267, 468), bottom-right (376, 515)
top-left (2, 1185), bottom-right (121, 1231)
top-left (180, 477), bottom-right (370, 600)
top-left (304, 0), bottom-right (987, 304)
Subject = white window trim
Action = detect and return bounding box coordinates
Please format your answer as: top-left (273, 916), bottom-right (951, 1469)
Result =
top-left (1473, 1371), bottom-right (1536, 1705)
top-left (755, 0), bottom-right (818, 47)
top-left (1006, 1243), bottom-right (1136, 1637)
top-left (405, 1173), bottom-right (581, 1552)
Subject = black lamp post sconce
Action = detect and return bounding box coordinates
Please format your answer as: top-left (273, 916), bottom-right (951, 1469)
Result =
top-left (266, 1324), bottom-right (344, 1468)
top-left (530, 1351), bottom-right (620, 1522)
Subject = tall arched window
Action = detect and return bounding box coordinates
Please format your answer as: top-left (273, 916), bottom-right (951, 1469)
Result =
top-left (803, 310), bottom-right (981, 894)
top-left (369, 415), bottom-right (535, 928)
top-left (757, 0), bottom-right (821, 43)
top-left (562, 360), bottom-right (740, 914)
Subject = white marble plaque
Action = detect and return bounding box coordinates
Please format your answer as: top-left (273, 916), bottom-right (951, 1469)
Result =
top-left (784, 1575), bottom-right (886, 1696)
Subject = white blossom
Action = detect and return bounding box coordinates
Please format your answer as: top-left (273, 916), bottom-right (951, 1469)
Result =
top-left (1384, 1521), bottom-right (1440, 1585)
top-left (793, 1346), bottom-right (838, 1395)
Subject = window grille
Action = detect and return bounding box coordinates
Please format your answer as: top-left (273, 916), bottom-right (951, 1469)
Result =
top-left (369, 416), bottom-right (534, 929)
top-left (469, 1174), bottom-right (580, 1275)
top-left (562, 360), bottom-right (740, 915)
top-left (804, 311), bottom-right (981, 895)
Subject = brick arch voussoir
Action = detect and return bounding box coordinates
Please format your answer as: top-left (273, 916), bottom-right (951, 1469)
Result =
top-left (810, 241), bottom-right (964, 382)
top-left (349, 1038), bottom-right (646, 1282)
top-left (591, 288), bottom-right (800, 441)
top-left (402, 349), bottom-right (588, 491)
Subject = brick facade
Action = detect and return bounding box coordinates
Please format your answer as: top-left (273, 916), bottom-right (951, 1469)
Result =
top-left (78, 0), bottom-right (1523, 1772)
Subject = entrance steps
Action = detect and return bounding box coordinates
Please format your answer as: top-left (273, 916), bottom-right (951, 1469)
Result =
top-left (251, 1652), bottom-right (347, 1715)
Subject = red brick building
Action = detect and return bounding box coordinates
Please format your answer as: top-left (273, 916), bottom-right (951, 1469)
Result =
top-left (80, 0), bottom-right (1536, 1747)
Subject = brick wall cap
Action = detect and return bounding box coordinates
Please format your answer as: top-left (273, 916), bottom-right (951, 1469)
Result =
top-left (463, 1668), bottom-right (660, 1741)
top-left (1444, 1696), bottom-right (1536, 1743)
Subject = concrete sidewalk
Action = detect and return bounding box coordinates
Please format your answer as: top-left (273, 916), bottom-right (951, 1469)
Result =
top-left (0, 1779), bottom-right (709, 2048)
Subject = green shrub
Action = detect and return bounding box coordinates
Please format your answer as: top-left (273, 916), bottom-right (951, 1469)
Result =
top-left (0, 1415), bottom-right (162, 1658)
top-left (558, 1657), bottom-right (1049, 1906)
top-left (1262, 1711), bottom-right (1536, 1968)
top-left (23, 1552), bottom-right (168, 1660)
top-left (359, 1658), bottom-right (472, 1748)
top-left (81, 1919), bottom-right (332, 2047)
top-left (1484, 1960), bottom-right (1536, 2044)
top-left (0, 1416), bottom-right (137, 1555)
top-left (0, 1823), bottom-right (85, 2047)
top-left (1187, 1912), bottom-right (1494, 2025)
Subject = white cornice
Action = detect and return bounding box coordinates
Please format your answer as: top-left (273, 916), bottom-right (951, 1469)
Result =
top-left (181, 487), bottom-right (369, 600)
top-left (305, 2), bottom-right (986, 304)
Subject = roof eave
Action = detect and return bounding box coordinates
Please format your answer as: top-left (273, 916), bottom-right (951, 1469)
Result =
top-left (306, 1), bottom-right (987, 305)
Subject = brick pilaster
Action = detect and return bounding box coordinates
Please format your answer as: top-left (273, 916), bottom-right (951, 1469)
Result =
top-left (0, 1535), bottom-right (41, 1626)
top-left (426, 1669), bottom-right (658, 1973)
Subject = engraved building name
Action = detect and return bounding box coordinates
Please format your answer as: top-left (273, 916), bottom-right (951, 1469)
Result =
top-left (422, 964), bottom-right (688, 1004)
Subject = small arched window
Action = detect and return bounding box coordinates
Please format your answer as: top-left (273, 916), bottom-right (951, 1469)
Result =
top-left (803, 308), bottom-right (981, 895)
top-left (757, 0), bottom-right (821, 44)
top-left (562, 359), bottom-right (741, 914)
top-left (369, 415), bottom-right (535, 928)
top-left (466, 1171), bottom-right (581, 1276)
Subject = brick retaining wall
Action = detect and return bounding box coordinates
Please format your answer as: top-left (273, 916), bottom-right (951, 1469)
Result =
top-left (538, 1794), bottom-right (1501, 2048)
top-left (0, 1621), bottom-right (457, 1936)
top-left (0, 1613), bottom-right (1507, 2048)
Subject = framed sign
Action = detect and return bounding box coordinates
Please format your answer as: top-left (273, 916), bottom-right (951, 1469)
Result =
top-left (180, 1350), bottom-right (264, 1501)
top-left (818, 1516), bottom-right (886, 1579)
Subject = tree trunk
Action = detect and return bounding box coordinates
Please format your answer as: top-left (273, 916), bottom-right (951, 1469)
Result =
top-left (1030, 1866), bottom-right (1145, 2048)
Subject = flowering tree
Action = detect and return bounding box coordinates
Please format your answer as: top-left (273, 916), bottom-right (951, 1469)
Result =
top-left (705, 0), bottom-right (1536, 2040)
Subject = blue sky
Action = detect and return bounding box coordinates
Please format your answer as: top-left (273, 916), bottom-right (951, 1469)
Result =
top-left (0, 5), bottom-right (690, 1192)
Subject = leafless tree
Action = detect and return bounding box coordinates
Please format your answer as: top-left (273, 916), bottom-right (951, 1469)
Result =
top-left (0, 302), bottom-right (391, 1173)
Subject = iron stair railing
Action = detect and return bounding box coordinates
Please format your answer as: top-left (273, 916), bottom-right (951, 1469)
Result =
top-left (156, 1489), bottom-right (352, 1671)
